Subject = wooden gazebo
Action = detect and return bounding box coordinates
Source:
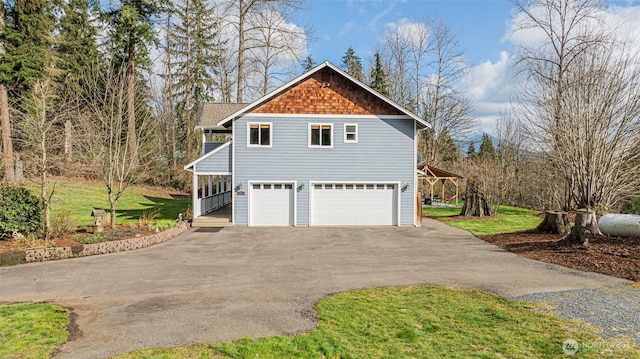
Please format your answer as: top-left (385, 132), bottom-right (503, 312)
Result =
top-left (417, 163), bottom-right (463, 207)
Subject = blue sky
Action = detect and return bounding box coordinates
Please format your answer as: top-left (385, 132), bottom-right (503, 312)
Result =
top-left (299, 0), bottom-right (640, 132)
top-left (305, 0), bottom-right (516, 67)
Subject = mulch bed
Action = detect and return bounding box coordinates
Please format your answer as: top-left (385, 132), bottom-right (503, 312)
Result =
top-left (482, 230), bottom-right (640, 282)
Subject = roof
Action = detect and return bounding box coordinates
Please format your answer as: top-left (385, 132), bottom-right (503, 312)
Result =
top-left (214, 61), bottom-right (429, 129)
top-left (196, 103), bottom-right (249, 128)
top-left (417, 163), bottom-right (463, 179)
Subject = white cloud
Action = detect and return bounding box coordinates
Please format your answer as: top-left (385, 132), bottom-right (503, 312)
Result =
top-left (383, 18), bottom-right (429, 49)
top-left (458, 51), bottom-right (515, 134)
top-left (479, 3), bottom-right (640, 134)
top-left (338, 21), bottom-right (356, 37)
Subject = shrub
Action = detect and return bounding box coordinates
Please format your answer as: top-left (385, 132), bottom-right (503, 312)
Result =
top-left (0, 186), bottom-right (43, 238)
top-left (51, 209), bottom-right (75, 239)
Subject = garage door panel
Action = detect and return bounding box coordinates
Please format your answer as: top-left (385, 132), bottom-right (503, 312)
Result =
top-left (250, 183), bottom-right (294, 226)
top-left (311, 183), bottom-right (398, 226)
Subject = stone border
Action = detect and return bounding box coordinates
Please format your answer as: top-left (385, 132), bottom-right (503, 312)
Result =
top-left (20, 222), bottom-right (191, 263)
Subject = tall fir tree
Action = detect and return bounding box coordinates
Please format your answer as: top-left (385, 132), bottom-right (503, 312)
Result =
top-left (1, 0), bottom-right (55, 94)
top-left (56, 0), bottom-right (100, 86)
top-left (0, 0), bottom-right (55, 183)
top-left (478, 133), bottom-right (497, 159)
top-left (169, 0), bottom-right (219, 160)
top-left (104, 0), bottom-right (167, 159)
top-left (301, 56), bottom-right (316, 72)
top-left (341, 46), bottom-right (363, 81)
top-left (466, 141), bottom-right (476, 158)
top-left (369, 51), bottom-right (389, 96)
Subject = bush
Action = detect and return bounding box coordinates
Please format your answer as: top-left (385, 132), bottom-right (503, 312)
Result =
top-left (0, 186), bottom-right (43, 238)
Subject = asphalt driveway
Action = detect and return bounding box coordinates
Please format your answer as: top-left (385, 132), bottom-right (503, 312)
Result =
top-left (0, 219), bottom-right (630, 358)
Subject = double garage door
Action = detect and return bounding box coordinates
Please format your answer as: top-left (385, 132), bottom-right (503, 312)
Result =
top-left (248, 181), bottom-right (398, 226)
top-left (311, 183), bottom-right (398, 225)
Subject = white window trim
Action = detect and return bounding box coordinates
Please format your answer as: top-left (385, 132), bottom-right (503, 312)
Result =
top-left (344, 123), bottom-right (358, 143)
top-left (308, 123), bottom-right (333, 148)
top-left (247, 122), bottom-right (273, 148)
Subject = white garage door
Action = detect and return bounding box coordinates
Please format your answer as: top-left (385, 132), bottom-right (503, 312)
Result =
top-left (249, 183), bottom-right (294, 226)
top-left (311, 183), bottom-right (398, 225)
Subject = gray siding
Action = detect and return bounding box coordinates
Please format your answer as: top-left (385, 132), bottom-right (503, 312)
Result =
top-left (233, 117), bottom-right (415, 226)
top-left (194, 143), bottom-right (232, 173)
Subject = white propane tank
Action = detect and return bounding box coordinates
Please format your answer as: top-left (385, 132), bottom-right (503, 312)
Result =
top-left (598, 214), bottom-right (640, 237)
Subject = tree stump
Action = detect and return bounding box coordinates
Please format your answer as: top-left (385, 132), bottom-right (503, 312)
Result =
top-left (561, 208), bottom-right (602, 245)
top-left (536, 211), bottom-right (570, 234)
top-left (460, 181), bottom-right (492, 217)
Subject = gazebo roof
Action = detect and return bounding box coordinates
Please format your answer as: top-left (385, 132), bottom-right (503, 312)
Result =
top-left (417, 163), bottom-right (463, 179)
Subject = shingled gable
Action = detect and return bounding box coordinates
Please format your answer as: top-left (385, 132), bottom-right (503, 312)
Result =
top-left (216, 61), bottom-right (429, 128)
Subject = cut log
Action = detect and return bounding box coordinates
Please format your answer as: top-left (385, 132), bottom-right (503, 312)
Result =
top-left (561, 208), bottom-right (602, 245)
top-left (536, 210), bottom-right (570, 234)
top-left (460, 180), bottom-right (492, 217)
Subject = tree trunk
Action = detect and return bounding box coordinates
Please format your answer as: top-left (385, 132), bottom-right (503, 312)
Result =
top-left (127, 45), bottom-right (137, 161)
top-left (1, 83), bottom-right (15, 183)
top-left (64, 120), bottom-right (72, 162)
top-left (561, 208), bottom-right (602, 245)
top-left (110, 200), bottom-right (117, 230)
top-left (460, 180), bottom-right (492, 217)
top-left (536, 210), bottom-right (570, 234)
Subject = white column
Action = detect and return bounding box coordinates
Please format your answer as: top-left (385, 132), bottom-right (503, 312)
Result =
top-left (208, 176), bottom-right (213, 197)
top-left (192, 173), bottom-right (200, 219)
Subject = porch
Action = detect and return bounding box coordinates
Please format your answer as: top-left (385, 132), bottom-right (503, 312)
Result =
top-left (192, 204), bottom-right (232, 227)
top-left (191, 174), bottom-right (232, 221)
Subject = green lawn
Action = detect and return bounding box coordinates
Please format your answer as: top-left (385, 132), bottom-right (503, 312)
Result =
top-left (112, 286), bottom-right (637, 358)
top-left (29, 179), bottom-right (191, 228)
top-left (0, 302), bottom-right (69, 359)
top-left (424, 205), bottom-right (542, 236)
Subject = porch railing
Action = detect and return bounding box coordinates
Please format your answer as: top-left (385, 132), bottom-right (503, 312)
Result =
top-left (200, 191), bottom-right (232, 215)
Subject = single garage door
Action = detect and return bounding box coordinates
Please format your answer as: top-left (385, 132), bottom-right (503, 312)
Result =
top-left (311, 183), bottom-right (398, 225)
top-left (249, 183), bottom-right (294, 226)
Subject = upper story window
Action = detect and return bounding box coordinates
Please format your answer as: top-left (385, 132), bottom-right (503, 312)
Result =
top-left (248, 123), bottom-right (271, 147)
top-left (309, 123), bottom-right (333, 148)
top-left (344, 124), bottom-right (358, 143)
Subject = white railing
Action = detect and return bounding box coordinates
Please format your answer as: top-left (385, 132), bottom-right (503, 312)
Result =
top-left (200, 191), bottom-right (232, 215)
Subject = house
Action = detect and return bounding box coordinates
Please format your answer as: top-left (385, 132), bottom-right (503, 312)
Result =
top-left (184, 61), bottom-right (429, 226)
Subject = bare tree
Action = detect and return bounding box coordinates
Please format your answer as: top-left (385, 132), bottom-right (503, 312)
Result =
top-left (20, 79), bottom-right (74, 237)
top-left (420, 18), bottom-right (473, 166)
top-left (219, 0), bottom-right (305, 103)
top-left (245, 2), bottom-right (306, 97)
top-left (512, 0), bottom-right (640, 242)
top-left (380, 16), bottom-right (473, 166)
top-left (79, 67), bottom-right (158, 228)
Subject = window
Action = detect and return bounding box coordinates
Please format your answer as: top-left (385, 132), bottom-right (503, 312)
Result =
top-left (248, 123), bottom-right (271, 147)
top-left (344, 124), bottom-right (358, 143)
top-left (309, 123), bottom-right (333, 147)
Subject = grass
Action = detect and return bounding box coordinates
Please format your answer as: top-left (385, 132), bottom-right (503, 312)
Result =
top-left (424, 204), bottom-right (542, 236)
top-left (112, 286), bottom-right (638, 359)
top-left (0, 302), bottom-right (69, 359)
top-left (27, 178), bottom-right (191, 228)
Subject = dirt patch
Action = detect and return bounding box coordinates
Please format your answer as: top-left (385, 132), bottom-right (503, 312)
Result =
top-left (482, 230), bottom-right (640, 282)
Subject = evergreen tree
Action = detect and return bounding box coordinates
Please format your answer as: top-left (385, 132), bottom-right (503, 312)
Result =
top-left (104, 0), bottom-right (168, 158)
top-left (0, 0), bottom-right (55, 183)
top-left (301, 56), bottom-right (316, 72)
top-left (56, 0), bottom-right (100, 85)
top-left (466, 141), bottom-right (476, 158)
top-left (439, 131), bottom-right (461, 163)
top-left (1, 0), bottom-right (55, 94)
top-left (168, 0), bottom-right (219, 160)
top-left (341, 46), bottom-right (363, 81)
top-left (369, 51), bottom-right (389, 96)
top-left (478, 133), bottom-right (497, 159)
